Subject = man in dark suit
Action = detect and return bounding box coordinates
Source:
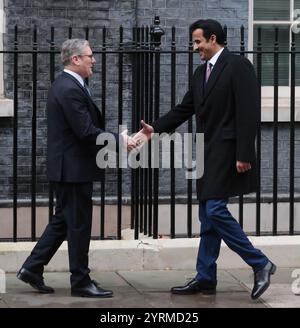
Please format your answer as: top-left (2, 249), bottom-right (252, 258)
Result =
top-left (134, 19), bottom-right (276, 300)
top-left (17, 39), bottom-right (135, 298)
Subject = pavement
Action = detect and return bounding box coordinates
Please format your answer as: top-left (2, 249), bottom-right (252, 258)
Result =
top-left (0, 267), bottom-right (299, 308)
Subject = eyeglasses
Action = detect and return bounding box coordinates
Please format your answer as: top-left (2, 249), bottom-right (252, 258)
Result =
top-left (78, 54), bottom-right (94, 59)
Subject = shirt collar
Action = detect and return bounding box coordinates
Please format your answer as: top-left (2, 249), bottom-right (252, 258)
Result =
top-left (208, 47), bottom-right (224, 68)
top-left (64, 69), bottom-right (85, 87)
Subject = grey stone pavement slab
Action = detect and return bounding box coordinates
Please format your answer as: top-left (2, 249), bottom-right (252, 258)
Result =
top-left (228, 267), bottom-right (300, 308)
top-left (1, 268), bottom-right (298, 308)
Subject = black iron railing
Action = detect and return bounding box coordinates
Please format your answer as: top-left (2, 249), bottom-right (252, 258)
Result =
top-left (0, 17), bottom-right (299, 241)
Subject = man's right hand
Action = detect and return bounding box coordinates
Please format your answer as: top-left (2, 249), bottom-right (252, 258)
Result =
top-left (121, 129), bottom-right (138, 152)
top-left (132, 120), bottom-right (154, 148)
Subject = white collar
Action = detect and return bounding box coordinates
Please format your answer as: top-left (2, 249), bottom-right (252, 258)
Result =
top-left (64, 69), bottom-right (85, 87)
top-left (208, 47), bottom-right (224, 68)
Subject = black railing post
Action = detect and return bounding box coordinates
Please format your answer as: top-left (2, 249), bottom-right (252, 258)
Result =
top-left (187, 30), bottom-right (194, 238)
top-left (148, 28), bottom-right (154, 237)
top-left (139, 26), bottom-right (145, 234)
top-left (143, 26), bottom-right (150, 236)
top-left (239, 24), bottom-right (245, 234)
top-left (273, 28), bottom-right (279, 235)
top-left (100, 26), bottom-right (106, 240)
top-left (240, 25), bottom-right (245, 56)
top-left (48, 26), bottom-right (55, 223)
top-left (134, 27), bottom-right (141, 239)
top-left (151, 16), bottom-right (164, 239)
top-left (238, 195), bottom-right (244, 228)
top-left (238, 25), bottom-right (245, 228)
top-left (85, 27), bottom-right (90, 87)
top-left (131, 26), bottom-right (137, 232)
top-left (68, 26), bottom-right (72, 39)
top-left (289, 32), bottom-right (295, 235)
top-left (117, 25), bottom-right (124, 240)
top-left (13, 25), bottom-right (18, 242)
top-left (85, 26), bottom-right (89, 40)
top-left (31, 25), bottom-right (37, 241)
top-left (256, 27), bottom-right (262, 236)
top-left (223, 25), bottom-right (227, 48)
top-left (170, 26), bottom-right (176, 238)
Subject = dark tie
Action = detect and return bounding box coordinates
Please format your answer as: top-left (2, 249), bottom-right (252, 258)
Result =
top-left (84, 82), bottom-right (102, 115)
top-left (205, 62), bottom-right (213, 83)
top-left (84, 82), bottom-right (91, 96)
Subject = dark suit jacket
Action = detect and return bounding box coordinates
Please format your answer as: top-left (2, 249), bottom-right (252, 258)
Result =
top-left (47, 72), bottom-right (119, 182)
top-left (152, 49), bottom-right (259, 200)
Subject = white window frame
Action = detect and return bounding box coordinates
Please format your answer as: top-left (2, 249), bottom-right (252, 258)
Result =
top-left (248, 0), bottom-right (300, 121)
top-left (0, 1), bottom-right (13, 117)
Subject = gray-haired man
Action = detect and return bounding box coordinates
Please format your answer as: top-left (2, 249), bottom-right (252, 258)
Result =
top-left (17, 39), bottom-right (135, 298)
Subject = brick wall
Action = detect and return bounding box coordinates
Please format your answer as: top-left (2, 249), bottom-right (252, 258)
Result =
top-left (2, 0), bottom-right (137, 200)
top-left (1, 0), bottom-right (299, 202)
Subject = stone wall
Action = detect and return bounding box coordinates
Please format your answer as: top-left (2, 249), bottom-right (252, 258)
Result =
top-left (0, 0), bottom-right (299, 203)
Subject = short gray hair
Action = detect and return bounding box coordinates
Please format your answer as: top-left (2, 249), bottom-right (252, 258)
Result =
top-left (61, 39), bottom-right (90, 66)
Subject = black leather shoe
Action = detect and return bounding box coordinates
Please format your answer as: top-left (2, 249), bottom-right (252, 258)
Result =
top-left (251, 261), bottom-right (276, 300)
top-left (71, 280), bottom-right (113, 298)
top-left (171, 278), bottom-right (216, 295)
top-left (17, 267), bottom-right (54, 294)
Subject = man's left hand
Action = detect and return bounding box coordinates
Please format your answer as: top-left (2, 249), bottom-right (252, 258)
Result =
top-left (236, 161), bottom-right (251, 173)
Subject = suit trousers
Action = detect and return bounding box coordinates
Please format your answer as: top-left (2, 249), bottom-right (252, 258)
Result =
top-left (22, 182), bottom-right (93, 288)
top-left (196, 199), bottom-right (269, 283)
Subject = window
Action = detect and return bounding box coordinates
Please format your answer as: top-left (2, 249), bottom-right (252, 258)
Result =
top-left (249, 0), bottom-right (300, 120)
top-left (251, 0), bottom-right (300, 86)
top-left (0, 1), bottom-right (13, 117)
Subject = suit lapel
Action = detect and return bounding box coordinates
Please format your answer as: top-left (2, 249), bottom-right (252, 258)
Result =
top-left (193, 64), bottom-right (206, 106)
top-left (62, 71), bottom-right (86, 94)
top-left (199, 65), bottom-right (206, 100)
top-left (62, 72), bottom-right (103, 116)
top-left (84, 89), bottom-right (103, 117)
top-left (202, 48), bottom-right (229, 102)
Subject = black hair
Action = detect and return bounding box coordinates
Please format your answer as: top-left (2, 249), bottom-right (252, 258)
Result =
top-left (189, 19), bottom-right (225, 45)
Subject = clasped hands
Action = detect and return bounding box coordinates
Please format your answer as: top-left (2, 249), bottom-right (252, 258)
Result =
top-left (121, 120), bottom-right (154, 152)
top-left (122, 122), bottom-right (251, 174)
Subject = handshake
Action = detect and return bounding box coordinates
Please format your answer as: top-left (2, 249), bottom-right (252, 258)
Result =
top-left (121, 120), bottom-right (154, 152)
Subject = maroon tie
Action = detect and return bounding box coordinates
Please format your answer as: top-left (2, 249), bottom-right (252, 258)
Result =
top-left (205, 62), bottom-right (213, 83)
